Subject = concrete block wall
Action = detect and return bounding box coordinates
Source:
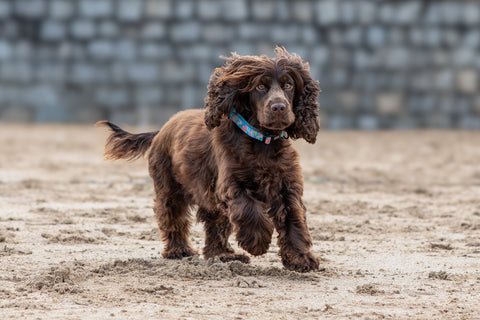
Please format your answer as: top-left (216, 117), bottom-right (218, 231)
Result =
top-left (0, 0), bottom-right (479, 128)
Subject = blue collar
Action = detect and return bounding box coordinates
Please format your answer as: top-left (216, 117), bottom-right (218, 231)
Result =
top-left (229, 109), bottom-right (288, 144)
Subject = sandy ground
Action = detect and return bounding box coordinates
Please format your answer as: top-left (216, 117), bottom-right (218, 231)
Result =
top-left (0, 124), bottom-right (479, 320)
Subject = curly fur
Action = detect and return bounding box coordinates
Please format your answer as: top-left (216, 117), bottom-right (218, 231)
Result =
top-left (98, 47), bottom-right (321, 272)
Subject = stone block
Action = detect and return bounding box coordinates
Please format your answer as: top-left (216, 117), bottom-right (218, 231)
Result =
top-left (458, 116), bottom-right (480, 129)
top-left (41, 20), bottom-right (66, 41)
top-left (439, 2), bottom-right (461, 25)
top-left (198, 64), bottom-right (214, 84)
top-left (433, 69), bottom-right (453, 90)
top-left (1, 61), bottom-right (32, 83)
top-left (95, 87), bottom-right (129, 108)
top-left (162, 61), bottom-right (195, 83)
top-left (358, 94), bottom-right (375, 111)
top-left (198, 0), bottom-right (222, 20)
top-left (463, 30), bottom-right (480, 49)
top-left (98, 21), bottom-right (119, 38)
top-left (238, 23), bottom-right (269, 41)
top-left (14, 0), bottom-right (45, 17)
top-left (339, 1), bottom-right (356, 24)
top-left (338, 91), bottom-right (358, 110)
top-left (275, 0), bottom-right (290, 21)
top-left (271, 25), bottom-right (299, 43)
top-left (292, 1), bottom-right (313, 23)
top-left (389, 28), bottom-right (406, 45)
top-left (393, 116), bottom-right (421, 129)
top-left (409, 71), bottom-right (431, 91)
top-left (330, 68), bottom-right (348, 87)
top-left (327, 115), bottom-right (354, 130)
top-left (0, 40), bottom-right (12, 60)
top-left (395, 1), bottom-right (421, 25)
top-left (70, 63), bottom-right (109, 84)
top-left (110, 62), bottom-right (127, 83)
top-left (376, 93), bottom-right (404, 115)
top-left (453, 48), bottom-right (475, 67)
top-left (310, 46), bottom-right (329, 67)
top-left (126, 62), bottom-right (160, 83)
top-left (0, 0), bottom-right (11, 18)
top-left (79, 0), bottom-right (112, 18)
top-left (135, 85), bottom-right (163, 106)
top-left (58, 42), bottom-right (86, 60)
top-left (140, 42), bottom-right (172, 59)
top-left (0, 107), bottom-right (34, 122)
top-left (315, 0), bottom-right (339, 26)
top-left (36, 62), bottom-right (66, 82)
top-left (424, 114), bottom-right (451, 128)
top-left (424, 3), bottom-right (440, 25)
top-left (203, 24), bottom-right (235, 42)
top-left (442, 29), bottom-right (459, 47)
top-left (88, 40), bottom-right (115, 60)
top-left (171, 22), bottom-right (201, 42)
top-left (0, 86), bottom-right (18, 106)
top-left (301, 26), bottom-right (317, 43)
top-left (357, 115), bottom-right (379, 130)
top-left (366, 25), bottom-right (386, 48)
top-left (2, 20), bottom-right (18, 38)
top-left (180, 85), bottom-right (202, 109)
top-left (423, 27), bottom-right (442, 47)
top-left (228, 42), bottom-right (254, 56)
top-left (70, 20), bottom-right (96, 39)
top-left (142, 22), bottom-right (166, 39)
top-left (115, 40), bottom-right (137, 60)
top-left (378, 3), bottom-right (394, 24)
top-left (473, 95), bottom-right (480, 114)
top-left (50, 0), bottom-right (74, 19)
top-left (21, 85), bottom-right (63, 119)
top-left (407, 94), bottom-right (436, 113)
top-left (252, 0), bottom-right (275, 21)
top-left (223, 0), bottom-right (248, 21)
top-left (456, 69), bottom-right (477, 93)
top-left (174, 0), bottom-right (194, 20)
top-left (357, 1), bottom-right (376, 25)
top-left (432, 49), bottom-right (449, 66)
top-left (384, 47), bottom-right (410, 69)
top-left (145, 0), bottom-right (172, 18)
top-left (13, 41), bottom-right (32, 59)
top-left (344, 27), bottom-right (363, 46)
top-left (463, 3), bottom-right (480, 25)
top-left (73, 106), bottom-right (108, 124)
top-left (117, 0), bottom-right (144, 22)
top-left (178, 44), bottom-right (211, 61)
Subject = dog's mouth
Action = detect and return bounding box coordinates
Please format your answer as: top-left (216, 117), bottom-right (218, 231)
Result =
top-left (262, 120), bottom-right (293, 131)
top-left (261, 111), bottom-right (295, 131)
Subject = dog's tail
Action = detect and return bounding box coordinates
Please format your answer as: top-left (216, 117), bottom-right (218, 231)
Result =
top-left (95, 120), bottom-right (159, 161)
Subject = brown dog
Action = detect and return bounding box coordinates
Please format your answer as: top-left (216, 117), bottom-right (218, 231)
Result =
top-left (97, 47), bottom-right (321, 272)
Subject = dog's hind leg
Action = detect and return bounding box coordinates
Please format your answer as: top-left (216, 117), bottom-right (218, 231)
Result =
top-left (197, 208), bottom-right (250, 263)
top-left (149, 154), bottom-right (197, 259)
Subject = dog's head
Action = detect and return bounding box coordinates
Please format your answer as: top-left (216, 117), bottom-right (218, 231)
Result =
top-left (205, 47), bottom-right (321, 143)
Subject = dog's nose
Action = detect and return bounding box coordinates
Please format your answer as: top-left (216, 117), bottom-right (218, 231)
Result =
top-left (270, 102), bottom-right (286, 113)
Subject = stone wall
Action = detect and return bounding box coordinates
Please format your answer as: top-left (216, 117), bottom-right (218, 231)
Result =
top-left (0, 0), bottom-right (479, 128)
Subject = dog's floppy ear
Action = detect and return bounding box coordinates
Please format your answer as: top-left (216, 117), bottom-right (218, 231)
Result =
top-left (204, 54), bottom-right (241, 130)
top-left (277, 48), bottom-right (321, 144)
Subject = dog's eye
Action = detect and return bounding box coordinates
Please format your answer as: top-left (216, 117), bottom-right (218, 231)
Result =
top-left (256, 84), bottom-right (266, 91)
top-left (284, 83), bottom-right (293, 90)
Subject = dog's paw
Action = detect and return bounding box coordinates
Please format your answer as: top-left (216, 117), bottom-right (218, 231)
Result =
top-left (162, 246), bottom-right (198, 259)
top-left (281, 251), bottom-right (320, 273)
top-left (236, 228), bottom-right (272, 256)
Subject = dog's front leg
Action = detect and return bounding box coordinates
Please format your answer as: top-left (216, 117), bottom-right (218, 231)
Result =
top-left (223, 186), bottom-right (274, 256)
top-left (269, 185), bottom-right (320, 272)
